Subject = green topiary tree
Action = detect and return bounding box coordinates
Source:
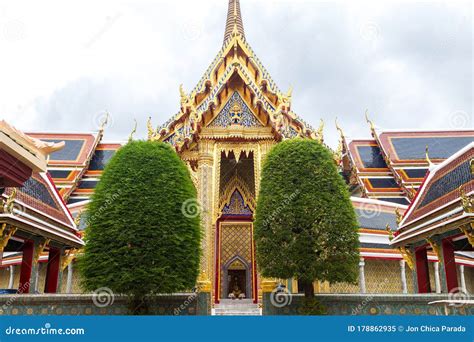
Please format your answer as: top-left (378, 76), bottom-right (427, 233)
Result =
top-left (78, 141), bottom-right (201, 313)
top-left (254, 139), bottom-right (359, 299)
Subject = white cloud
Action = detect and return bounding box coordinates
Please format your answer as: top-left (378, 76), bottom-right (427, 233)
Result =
top-left (0, 0), bottom-right (471, 148)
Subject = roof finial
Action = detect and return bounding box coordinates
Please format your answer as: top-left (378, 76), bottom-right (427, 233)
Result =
top-left (223, 0), bottom-right (245, 43)
top-left (335, 117), bottom-right (344, 139)
top-left (128, 119), bottom-right (137, 143)
top-left (317, 119), bottom-right (324, 143)
top-left (365, 109), bottom-right (375, 131)
top-left (425, 145), bottom-right (434, 168)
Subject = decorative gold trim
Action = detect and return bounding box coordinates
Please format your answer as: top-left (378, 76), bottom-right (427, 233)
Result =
top-left (2, 188), bottom-right (17, 214)
top-left (398, 246), bottom-right (415, 270)
top-left (0, 224), bottom-right (17, 252)
top-left (459, 224), bottom-right (474, 247)
top-left (459, 186), bottom-right (473, 213)
top-left (395, 207), bottom-right (403, 225)
top-left (33, 239), bottom-right (50, 265)
top-left (426, 238), bottom-right (442, 261)
top-left (61, 248), bottom-right (78, 271)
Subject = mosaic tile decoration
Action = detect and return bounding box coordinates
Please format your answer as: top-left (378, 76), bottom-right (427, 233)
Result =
top-left (42, 139), bottom-right (85, 161)
top-left (222, 189), bottom-right (253, 216)
top-left (367, 178), bottom-right (400, 189)
top-left (419, 159), bottom-right (472, 208)
top-left (390, 136), bottom-right (473, 160)
top-left (208, 91), bottom-right (263, 128)
top-left (357, 145), bottom-right (388, 169)
top-left (88, 150), bottom-right (116, 171)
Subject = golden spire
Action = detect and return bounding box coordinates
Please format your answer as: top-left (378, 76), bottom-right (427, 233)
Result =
top-left (223, 0), bottom-right (245, 43)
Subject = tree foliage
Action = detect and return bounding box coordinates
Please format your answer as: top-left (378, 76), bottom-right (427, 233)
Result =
top-left (79, 141), bottom-right (201, 301)
top-left (254, 139), bottom-right (359, 296)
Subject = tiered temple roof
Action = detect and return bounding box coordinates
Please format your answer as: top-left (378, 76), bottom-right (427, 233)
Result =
top-left (340, 120), bottom-right (474, 207)
top-left (150, 0), bottom-right (320, 153)
top-left (25, 132), bottom-right (123, 226)
top-left (392, 142), bottom-right (473, 247)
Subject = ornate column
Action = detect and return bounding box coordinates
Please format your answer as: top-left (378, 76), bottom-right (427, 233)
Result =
top-left (434, 261), bottom-right (441, 293)
top-left (256, 140), bottom-right (276, 302)
top-left (66, 262), bottom-right (74, 294)
top-left (399, 260), bottom-right (407, 294)
top-left (8, 265), bottom-right (15, 289)
top-left (196, 139), bottom-right (215, 294)
top-left (359, 258), bottom-right (366, 294)
top-left (459, 265), bottom-right (466, 293)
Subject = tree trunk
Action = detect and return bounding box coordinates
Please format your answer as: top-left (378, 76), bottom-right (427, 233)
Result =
top-left (301, 280), bottom-right (314, 298)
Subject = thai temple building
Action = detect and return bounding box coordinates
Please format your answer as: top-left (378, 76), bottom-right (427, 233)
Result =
top-left (0, 121), bottom-right (84, 296)
top-left (0, 0), bottom-right (472, 304)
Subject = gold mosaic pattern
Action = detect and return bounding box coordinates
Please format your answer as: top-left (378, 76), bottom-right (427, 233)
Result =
top-left (220, 223), bottom-right (252, 265)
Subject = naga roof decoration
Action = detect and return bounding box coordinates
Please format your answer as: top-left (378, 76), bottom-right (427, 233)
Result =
top-left (148, 1), bottom-right (319, 152)
top-left (0, 120), bottom-right (64, 178)
top-left (27, 132), bottom-right (102, 201)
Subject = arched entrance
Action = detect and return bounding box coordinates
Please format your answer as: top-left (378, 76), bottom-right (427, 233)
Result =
top-left (215, 216), bottom-right (257, 304)
top-left (222, 255), bottom-right (252, 299)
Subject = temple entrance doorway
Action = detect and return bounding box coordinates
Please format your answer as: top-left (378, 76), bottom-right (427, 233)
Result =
top-left (228, 270), bottom-right (246, 294)
top-left (215, 220), bottom-right (257, 303)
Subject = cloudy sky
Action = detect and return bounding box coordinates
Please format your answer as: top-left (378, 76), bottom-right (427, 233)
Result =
top-left (0, 0), bottom-right (472, 148)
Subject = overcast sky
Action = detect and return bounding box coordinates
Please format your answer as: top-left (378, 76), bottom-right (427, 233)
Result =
top-left (0, 0), bottom-right (472, 148)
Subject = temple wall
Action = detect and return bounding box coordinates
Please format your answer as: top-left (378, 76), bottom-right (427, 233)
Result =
top-left (263, 293), bottom-right (473, 316)
top-left (0, 293), bottom-right (211, 316)
top-left (329, 259), bottom-right (413, 294)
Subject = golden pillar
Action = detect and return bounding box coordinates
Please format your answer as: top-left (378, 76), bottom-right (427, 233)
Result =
top-left (196, 139), bottom-right (215, 293)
